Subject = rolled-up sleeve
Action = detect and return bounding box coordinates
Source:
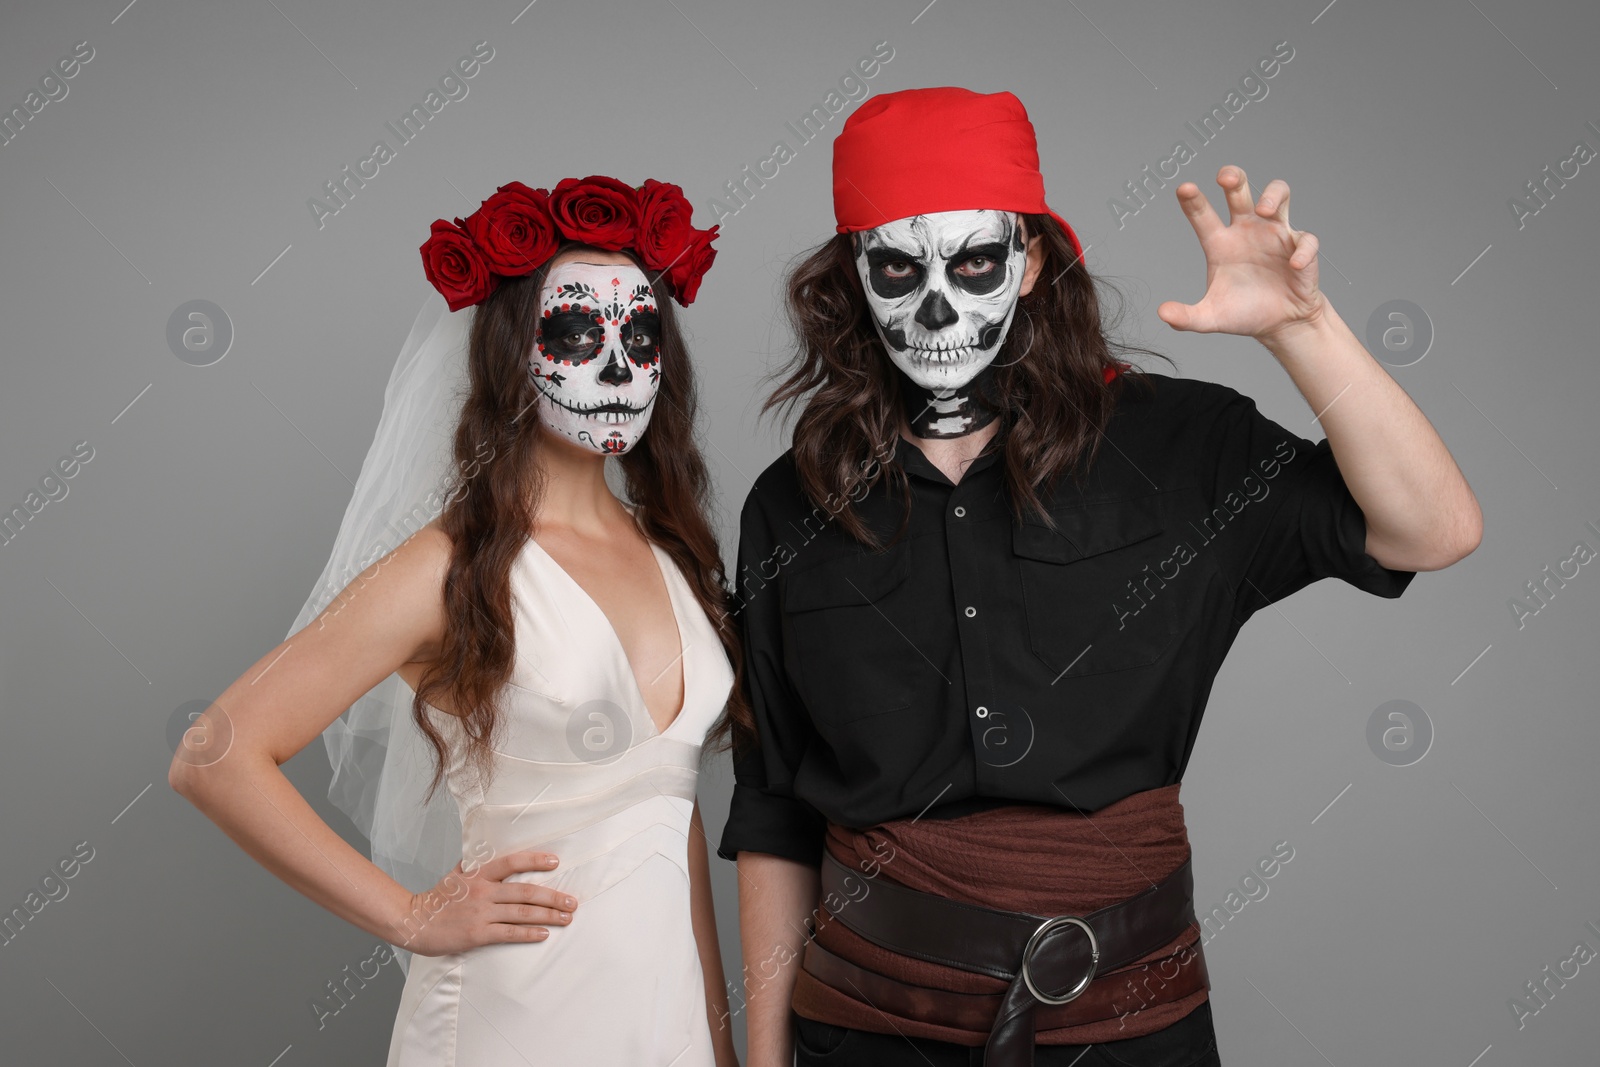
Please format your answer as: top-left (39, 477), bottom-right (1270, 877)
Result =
top-left (1197, 383), bottom-right (1418, 620)
top-left (715, 475), bottom-right (827, 866)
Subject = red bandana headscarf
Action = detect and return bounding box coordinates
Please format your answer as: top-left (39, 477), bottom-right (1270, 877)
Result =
top-left (831, 86), bottom-right (1084, 260)
top-left (832, 86), bottom-right (1121, 382)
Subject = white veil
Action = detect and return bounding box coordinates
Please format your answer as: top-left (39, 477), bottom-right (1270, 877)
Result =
top-left (284, 289), bottom-right (476, 974)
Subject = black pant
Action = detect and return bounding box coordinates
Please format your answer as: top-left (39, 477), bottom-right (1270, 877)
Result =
top-left (793, 998), bottom-right (1220, 1067)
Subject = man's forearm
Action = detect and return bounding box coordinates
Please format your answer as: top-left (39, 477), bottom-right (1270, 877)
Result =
top-left (1259, 299), bottom-right (1482, 570)
top-left (737, 851), bottom-right (821, 1067)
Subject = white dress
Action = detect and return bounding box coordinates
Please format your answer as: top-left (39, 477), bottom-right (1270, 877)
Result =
top-left (385, 529), bottom-right (734, 1066)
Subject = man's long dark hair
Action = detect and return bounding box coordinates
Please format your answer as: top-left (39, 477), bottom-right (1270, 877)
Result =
top-left (764, 212), bottom-right (1174, 547)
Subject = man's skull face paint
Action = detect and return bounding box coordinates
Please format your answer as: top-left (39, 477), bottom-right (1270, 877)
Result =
top-left (854, 209), bottom-right (1029, 392)
top-left (531, 260), bottom-right (660, 455)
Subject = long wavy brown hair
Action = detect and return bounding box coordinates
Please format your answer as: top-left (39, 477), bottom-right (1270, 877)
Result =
top-left (411, 244), bottom-right (745, 802)
top-left (765, 212), bottom-right (1175, 547)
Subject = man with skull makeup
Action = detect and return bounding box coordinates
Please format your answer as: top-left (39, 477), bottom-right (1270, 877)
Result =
top-left (717, 88), bottom-right (1481, 1066)
top-left (854, 209), bottom-right (1031, 437)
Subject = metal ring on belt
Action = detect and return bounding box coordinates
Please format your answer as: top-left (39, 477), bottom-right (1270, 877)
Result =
top-left (816, 849), bottom-right (1193, 986)
top-left (1020, 914), bottom-right (1099, 1004)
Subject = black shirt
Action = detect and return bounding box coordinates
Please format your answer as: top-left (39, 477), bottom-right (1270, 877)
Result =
top-left (715, 372), bottom-right (1417, 866)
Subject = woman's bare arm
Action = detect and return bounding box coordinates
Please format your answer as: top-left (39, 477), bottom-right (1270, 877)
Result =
top-left (690, 799), bottom-right (741, 1066)
top-left (168, 524), bottom-right (572, 953)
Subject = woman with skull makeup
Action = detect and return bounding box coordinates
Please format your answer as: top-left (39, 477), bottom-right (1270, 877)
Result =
top-left (718, 88), bottom-right (1481, 1066)
top-left (171, 177), bottom-right (743, 1066)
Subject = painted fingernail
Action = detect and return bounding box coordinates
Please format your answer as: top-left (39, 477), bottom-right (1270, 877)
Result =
top-left (535, 929), bottom-right (548, 939)
top-left (559, 912), bottom-right (570, 922)
top-left (564, 896), bottom-right (576, 909)
top-left (545, 856), bottom-right (559, 867)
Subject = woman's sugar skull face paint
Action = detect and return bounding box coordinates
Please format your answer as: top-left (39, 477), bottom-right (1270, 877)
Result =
top-left (853, 209), bottom-right (1029, 392)
top-left (531, 260), bottom-right (661, 455)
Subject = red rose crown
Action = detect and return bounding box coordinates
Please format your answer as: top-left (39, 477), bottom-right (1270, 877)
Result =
top-left (418, 174), bottom-right (718, 312)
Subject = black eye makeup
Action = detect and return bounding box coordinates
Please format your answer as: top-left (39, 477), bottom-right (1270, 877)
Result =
top-left (865, 247), bottom-right (926, 299)
top-left (538, 309), bottom-right (606, 362)
top-left (947, 242), bottom-right (1011, 295)
top-left (622, 311), bottom-right (661, 364)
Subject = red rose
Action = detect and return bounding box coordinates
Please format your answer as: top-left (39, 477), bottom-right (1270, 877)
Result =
top-left (420, 219), bottom-right (496, 311)
top-left (464, 181), bottom-right (558, 275)
top-left (665, 225), bottom-right (719, 306)
top-left (634, 179), bottom-right (696, 272)
top-left (548, 175), bottom-right (640, 250)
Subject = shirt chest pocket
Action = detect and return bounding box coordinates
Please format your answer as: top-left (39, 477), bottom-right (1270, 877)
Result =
top-left (779, 541), bottom-right (919, 725)
top-left (1012, 495), bottom-right (1185, 678)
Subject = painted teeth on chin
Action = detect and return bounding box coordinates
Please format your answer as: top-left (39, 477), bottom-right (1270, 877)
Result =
top-left (533, 382), bottom-right (641, 418)
top-left (908, 338), bottom-right (980, 353)
top-left (566, 398), bottom-right (642, 417)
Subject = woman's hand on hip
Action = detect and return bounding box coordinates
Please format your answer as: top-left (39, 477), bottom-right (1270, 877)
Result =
top-left (393, 849), bottom-right (576, 956)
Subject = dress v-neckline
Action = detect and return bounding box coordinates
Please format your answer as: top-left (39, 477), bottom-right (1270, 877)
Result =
top-left (524, 533), bottom-right (689, 739)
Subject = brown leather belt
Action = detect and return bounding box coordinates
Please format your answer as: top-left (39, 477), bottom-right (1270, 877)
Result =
top-left (802, 850), bottom-right (1207, 1066)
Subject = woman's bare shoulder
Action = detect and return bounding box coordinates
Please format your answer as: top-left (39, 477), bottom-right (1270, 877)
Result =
top-left (306, 519), bottom-right (458, 657)
top-left (384, 519), bottom-right (457, 627)
top-left (403, 518), bottom-right (455, 572)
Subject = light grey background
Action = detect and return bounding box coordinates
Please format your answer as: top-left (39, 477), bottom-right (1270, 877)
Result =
top-left (1, 0), bottom-right (1596, 1063)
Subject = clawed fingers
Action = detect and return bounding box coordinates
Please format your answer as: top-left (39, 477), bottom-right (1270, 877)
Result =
top-left (1157, 298), bottom-right (1220, 334)
top-left (1256, 178), bottom-right (1291, 227)
top-left (1175, 181), bottom-right (1225, 243)
top-left (1178, 167), bottom-right (1292, 241)
top-left (1220, 165), bottom-right (1255, 221)
top-left (1288, 229), bottom-right (1320, 270)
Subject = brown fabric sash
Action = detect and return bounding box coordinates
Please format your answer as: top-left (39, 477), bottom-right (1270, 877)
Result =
top-left (807, 848), bottom-right (1204, 1065)
top-left (792, 784), bottom-right (1210, 1050)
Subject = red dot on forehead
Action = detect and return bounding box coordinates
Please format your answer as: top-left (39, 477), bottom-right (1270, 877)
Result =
top-left (611, 277), bottom-right (620, 286)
